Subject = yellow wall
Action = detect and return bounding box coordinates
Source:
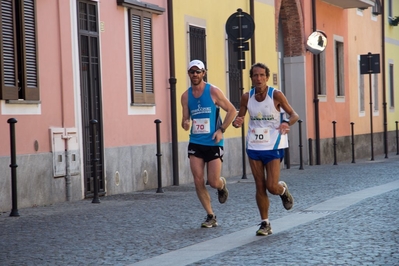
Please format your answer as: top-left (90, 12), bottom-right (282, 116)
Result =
top-left (172, 0), bottom-right (277, 142)
top-left (385, 3), bottom-right (399, 131)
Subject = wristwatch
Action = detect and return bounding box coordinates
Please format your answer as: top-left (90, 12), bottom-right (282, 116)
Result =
top-left (219, 126), bottom-right (225, 133)
top-left (281, 119), bottom-right (290, 125)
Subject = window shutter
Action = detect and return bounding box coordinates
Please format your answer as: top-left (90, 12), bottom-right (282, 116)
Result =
top-left (0, 0), bottom-right (19, 100)
top-left (143, 15), bottom-right (154, 102)
top-left (21, 0), bottom-right (39, 100)
top-left (130, 9), bottom-right (154, 104)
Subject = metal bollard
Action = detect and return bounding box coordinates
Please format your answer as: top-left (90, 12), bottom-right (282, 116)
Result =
top-left (308, 138), bottom-right (313, 166)
top-left (154, 119), bottom-right (164, 193)
top-left (332, 121), bottom-right (337, 165)
top-left (8, 118), bottom-right (19, 217)
top-left (396, 121), bottom-right (398, 155)
top-left (298, 120), bottom-right (304, 170)
top-left (351, 122), bottom-right (355, 163)
top-left (90, 119), bottom-right (100, 203)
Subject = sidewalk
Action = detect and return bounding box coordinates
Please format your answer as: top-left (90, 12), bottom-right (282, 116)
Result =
top-left (1, 153), bottom-right (398, 265)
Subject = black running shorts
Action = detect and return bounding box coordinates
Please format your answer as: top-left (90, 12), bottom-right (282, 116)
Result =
top-left (188, 143), bottom-right (224, 163)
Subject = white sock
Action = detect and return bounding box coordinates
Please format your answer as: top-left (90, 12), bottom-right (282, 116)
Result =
top-left (262, 219), bottom-right (269, 224)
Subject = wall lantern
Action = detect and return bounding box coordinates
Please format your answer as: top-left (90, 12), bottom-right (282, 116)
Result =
top-left (389, 16), bottom-right (399, 26)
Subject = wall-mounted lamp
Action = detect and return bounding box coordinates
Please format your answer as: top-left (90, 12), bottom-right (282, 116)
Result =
top-left (389, 16), bottom-right (399, 26)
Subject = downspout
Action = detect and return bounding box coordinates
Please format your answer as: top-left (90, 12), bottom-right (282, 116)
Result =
top-left (250, 0), bottom-right (255, 64)
top-left (312, 0), bottom-right (321, 165)
top-left (381, 0), bottom-right (388, 158)
top-left (167, 0), bottom-right (179, 185)
top-left (57, 0), bottom-right (72, 200)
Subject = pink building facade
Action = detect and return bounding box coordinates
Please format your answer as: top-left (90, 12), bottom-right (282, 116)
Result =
top-left (0, 0), bottom-right (172, 211)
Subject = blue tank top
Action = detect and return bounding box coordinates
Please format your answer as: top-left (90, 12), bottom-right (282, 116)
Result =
top-left (188, 83), bottom-right (223, 146)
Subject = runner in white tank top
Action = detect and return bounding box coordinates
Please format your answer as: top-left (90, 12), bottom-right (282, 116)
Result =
top-left (246, 86), bottom-right (289, 151)
top-left (232, 63), bottom-right (299, 236)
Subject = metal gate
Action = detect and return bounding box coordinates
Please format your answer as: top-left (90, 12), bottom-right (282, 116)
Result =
top-left (77, 0), bottom-right (105, 198)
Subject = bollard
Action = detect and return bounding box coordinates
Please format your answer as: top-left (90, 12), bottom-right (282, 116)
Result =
top-left (90, 120), bottom-right (100, 203)
top-left (332, 121), bottom-right (337, 165)
top-left (154, 119), bottom-right (164, 193)
top-left (308, 138), bottom-right (313, 166)
top-left (298, 120), bottom-right (304, 170)
top-left (396, 121), bottom-right (398, 155)
top-left (8, 118), bottom-right (19, 217)
top-left (350, 122), bottom-right (355, 163)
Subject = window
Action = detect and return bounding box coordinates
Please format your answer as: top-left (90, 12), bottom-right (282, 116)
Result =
top-left (0, 0), bottom-right (39, 101)
top-left (318, 52), bottom-right (326, 95)
top-left (334, 40), bottom-right (344, 97)
top-left (389, 63), bottom-right (395, 108)
top-left (227, 39), bottom-right (240, 108)
top-left (189, 25), bottom-right (207, 82)
top-left (117, 0), bottom-right (164, 106)
top-left (128, 9), bottom-right (154, 104)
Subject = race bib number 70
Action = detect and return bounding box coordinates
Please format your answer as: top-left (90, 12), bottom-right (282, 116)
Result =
top-left (192, 118), bottom-right (210, 134)
top-left (249, 128), bottom-right (270, 143)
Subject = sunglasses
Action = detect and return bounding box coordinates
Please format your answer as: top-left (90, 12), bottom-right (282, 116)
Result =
top-left (188, 69), bottom-right (203, 74)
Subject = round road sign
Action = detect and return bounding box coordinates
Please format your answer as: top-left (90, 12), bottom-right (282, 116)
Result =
top-left (226, 10), bottom-right (255, 42)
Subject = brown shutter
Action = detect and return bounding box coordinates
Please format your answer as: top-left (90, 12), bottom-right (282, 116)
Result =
top-left (129, 9), bottom-right (154, 104)
top-left (21, 0), bottom-right (39, 100)
top-left (0, 0), bottom-right (19, 100)
top-left (143, 13), bottom-right (154, 103)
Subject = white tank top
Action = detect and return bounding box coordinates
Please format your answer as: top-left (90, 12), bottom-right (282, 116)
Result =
top-left (246, 86), bottom-right (289, 151)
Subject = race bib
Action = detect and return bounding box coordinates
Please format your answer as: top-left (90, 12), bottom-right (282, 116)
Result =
top-left (192, 118), bottom-right (210, 134)
top-left (249, 128), bottom-right (271, 143)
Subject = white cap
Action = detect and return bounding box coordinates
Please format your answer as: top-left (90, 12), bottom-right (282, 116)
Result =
top-left (187, 60), bottom-right (205, 71)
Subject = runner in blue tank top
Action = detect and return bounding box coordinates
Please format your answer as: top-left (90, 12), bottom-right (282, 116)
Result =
top-left (233, 63), bottom-right (299, 236)
top-left (181, 60), bottom-right (237, 228)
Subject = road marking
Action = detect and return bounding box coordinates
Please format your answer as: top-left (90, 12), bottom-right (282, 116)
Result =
top-left (128, 179), bottom-right (399, 266)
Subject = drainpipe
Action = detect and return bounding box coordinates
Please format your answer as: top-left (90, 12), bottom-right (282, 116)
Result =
top-left (58, 0), bottom-right (72, 200)
top-left (250, 0), bottom-right (255, 64)
top-left (62, 134), bottom-right (72, 201)
top-left (381, 0), bottom-right (388, 158)
top-left (167, 0), bottom-right (179, 185)
top-left (312, 0), bottom-right (321, 165)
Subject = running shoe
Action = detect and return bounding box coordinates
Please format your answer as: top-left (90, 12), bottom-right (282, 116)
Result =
top-left (201, 214), bottom-right (218, 228)
top-left (217, 177), bottom-right (229, 204)
top-left (256, 221), bottom-right (273, 236)
top-left (279, 181), bottom-right (294, 210)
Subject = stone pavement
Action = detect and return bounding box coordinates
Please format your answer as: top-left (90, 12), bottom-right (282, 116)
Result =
top-left (1, 153), bottom-right (398, 266)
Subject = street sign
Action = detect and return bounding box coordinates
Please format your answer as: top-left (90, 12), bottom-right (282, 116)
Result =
top-left (226, 10), bottom-right (255, 42)
top-left (226, 9), bottom-right (255, 70)
top-left (360, 53), bottom-right (380, 74)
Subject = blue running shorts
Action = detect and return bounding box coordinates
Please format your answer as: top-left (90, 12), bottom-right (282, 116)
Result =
top-left (246, 149), bottom-right (285, 165)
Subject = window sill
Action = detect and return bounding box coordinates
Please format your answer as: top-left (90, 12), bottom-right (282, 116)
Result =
top-left (6, 99), bottom-right (41, 104)
top-left (130, 103), bottom-right (155, 107)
